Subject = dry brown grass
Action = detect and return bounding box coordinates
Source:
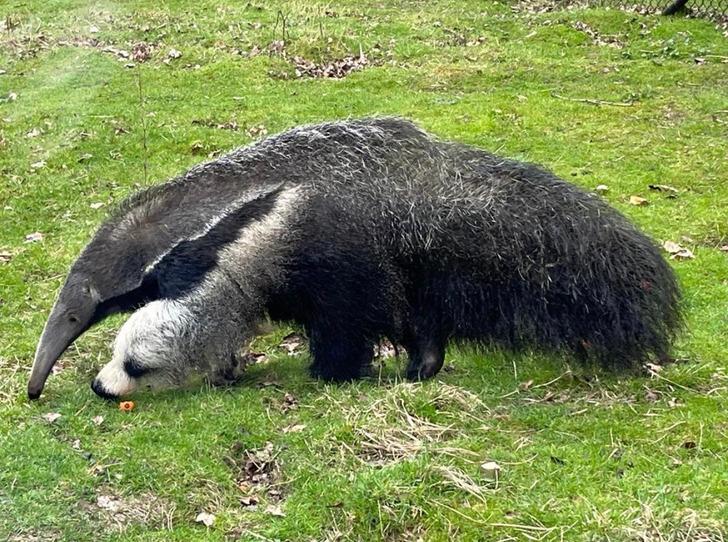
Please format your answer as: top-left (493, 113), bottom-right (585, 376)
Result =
top-left (334, 382), bottom-right (488, 466)
top-left (625, 506), bottom-right (726, 542)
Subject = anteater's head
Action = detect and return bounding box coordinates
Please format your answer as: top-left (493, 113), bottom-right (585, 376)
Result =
top-left (28, 274), bottom-right (102, 399)
top-left (28, 259), bottom-right (156, 399)
top-left (29, 181), bottom-right (287, 400)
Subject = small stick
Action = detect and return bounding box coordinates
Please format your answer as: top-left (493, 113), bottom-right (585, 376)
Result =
top-left (551, 92), bottom-right (634, 107)
top-left (136, 70), bottom-right (149, 185)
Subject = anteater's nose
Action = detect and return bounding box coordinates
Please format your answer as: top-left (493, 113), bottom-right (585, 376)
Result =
top-left (91, 378), bottom-right (120, 401)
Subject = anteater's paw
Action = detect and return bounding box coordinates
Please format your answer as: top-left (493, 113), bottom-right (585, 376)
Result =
top-left (405, 362), bottom-right (441, 382)
top-left (309, 363), bottom-right (372, 382)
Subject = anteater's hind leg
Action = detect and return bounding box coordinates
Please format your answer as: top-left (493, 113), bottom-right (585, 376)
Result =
top-left (308, 324), bottom-right (374, 382)
top-left (404, 333), bottom-right (447, 381)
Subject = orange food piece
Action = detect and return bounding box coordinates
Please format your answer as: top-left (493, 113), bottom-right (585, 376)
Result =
top-left (118, 401), bottom-right (135, 412)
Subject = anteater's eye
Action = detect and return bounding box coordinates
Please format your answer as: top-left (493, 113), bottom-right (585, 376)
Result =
top-left (68, 315), bottom-right (80, 324)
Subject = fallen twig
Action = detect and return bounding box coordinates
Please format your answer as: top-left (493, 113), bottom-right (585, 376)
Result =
top-left (551, 92), bottom-right (634, 107)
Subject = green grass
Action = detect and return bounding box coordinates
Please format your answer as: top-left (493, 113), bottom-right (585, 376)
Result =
top-left (1, 1), bottom-right (727, 540)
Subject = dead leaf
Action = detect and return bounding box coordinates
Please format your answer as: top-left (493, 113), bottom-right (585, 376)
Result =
top-left (90, 202), bottom-right (104, 209)
top-left (629, 195), bottom-right (648, 206)
top-left (375, 339), bottom-right (397, 359)
top-left (102, 46), bottom-right (130, 59)
top-left (191, 118), bottom-right (239, 131)
top-left (282, 423), bottom-right (306, 433)
top-left (663, 241), bottom-right (694, 260)
top-left (595, 184), bottom-right (609, 194)
top-left (246, 124), bottom-right (267, 139)
top-left (279, 333), bottom-right (304, 354)
top-left (268, 40), bottom-right (286, 55)
top-left (719, 245), bottom-right (728, 253)
top-left (292, 50), bottom-right (369, 79)
top-left (242, 351), bottom-right (268, 365)
top-left (519, 380), bottom-right (533, 391)
top-left (281, 392), bottom-right (298, 412)
top-left (644, 388), bottom-right (660, 402)
top-left (194, 511), bottom-right (216, 526)
top-left (663, 240), bottom-right (682, 253)
top-left (92, 415), bottom-right (104, 426)
top-left (0, 250), bottom-right (13, 263)
top-left (24, 232), bottom-right (44, 243)
top-left (89, 25), bottom-right (100, 34)
top-left (231, 442), bottom-right (278, 488)
top-left (41, 412), bottom-right (61, 423)
top-left (167, 48), bottom-right (182, 59)
top-left (131, 42), bottom-right (152, 63)
top-left (97, 495), bottom-right (122, 513)
top-left (30, 160), bottom-right (46, 170)
top-left (268, 488), bottom-right (283, 501)
top-left (648, 184), bottom-right (679, 196)
top-left (26, 127), bottom-right (41, 138)
top-left (264, 504), bottom-right (285, 517)
top-left (240, 495), bottom-right (259, 507)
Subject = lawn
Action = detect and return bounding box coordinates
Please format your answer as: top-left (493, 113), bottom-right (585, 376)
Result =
top-left (1, 0), bottom-right (727, 540)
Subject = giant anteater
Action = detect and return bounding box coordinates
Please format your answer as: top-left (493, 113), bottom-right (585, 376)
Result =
top-left (28, 118), bottom-right (681, 399)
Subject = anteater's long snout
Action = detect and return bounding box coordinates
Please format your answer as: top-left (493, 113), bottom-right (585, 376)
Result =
top-left (28, 306), bottom-right (88, 400)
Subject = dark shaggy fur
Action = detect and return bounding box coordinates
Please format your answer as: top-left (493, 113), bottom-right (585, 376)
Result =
top-left (262, 128), bottom-right (682, 380)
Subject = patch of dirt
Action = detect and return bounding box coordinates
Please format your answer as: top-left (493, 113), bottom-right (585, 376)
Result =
top-left (571, 21), bottom-right (624, 48)
top-left (191, 118), bottom-right (239, 131)
top-left (246, 39), bottom-right (376, 80)
top-left (225, 441), bottom-right (285, 505)
top-left (511, 0), bottom-right (592, 15)
top-left (292, 50), bottom-right (370, 79)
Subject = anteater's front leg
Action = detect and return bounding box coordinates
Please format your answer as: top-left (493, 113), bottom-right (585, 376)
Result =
top-left (307, 324), bottom-right (374, 382)
top-left (404, 334), bottom-right (447, 381)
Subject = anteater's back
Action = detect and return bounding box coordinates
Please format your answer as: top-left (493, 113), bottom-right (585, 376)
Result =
top-left (283, 122), bottom-right (681, 369)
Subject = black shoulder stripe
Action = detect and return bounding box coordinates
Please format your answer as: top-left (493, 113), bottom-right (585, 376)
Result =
top-left (148, 187), bottom-right (284, 300)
